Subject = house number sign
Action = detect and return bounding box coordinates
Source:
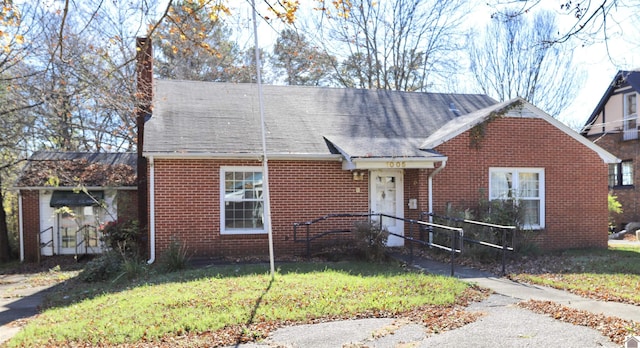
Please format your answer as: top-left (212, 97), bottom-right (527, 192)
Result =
top-left (387, 161), bottom-right (406, 168)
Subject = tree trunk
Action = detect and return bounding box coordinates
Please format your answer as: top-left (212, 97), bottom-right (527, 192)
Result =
top-left (0, 174), bottom-right (12, 263)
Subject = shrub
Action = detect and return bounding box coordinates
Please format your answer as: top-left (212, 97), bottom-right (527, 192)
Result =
top-left (100, 219), bottom-right (140, 257)
top-left (442, 195), bottom-right (540, 257)
top-left (79, 251), bottom-right (123, 282)
top-left (114, 258), bottom-right (148, 282)
top-left (157, 238), bottom-right (190, 272)
top-left (351, 220), bottom-right (389, 262)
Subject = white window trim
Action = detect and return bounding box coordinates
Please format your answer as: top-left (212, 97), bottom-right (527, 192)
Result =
top-left (489, 167), bottom-right (545, 230)
top-left (220, 166), bottom-right (266, 235)
top-left (624, 92), bottom-right (637, 119)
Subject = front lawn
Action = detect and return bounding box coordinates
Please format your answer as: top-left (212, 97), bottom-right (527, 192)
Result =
top-left (7, 261), bottom-right (484, 347)
top-left (508, 245), bottom-right (640, 305)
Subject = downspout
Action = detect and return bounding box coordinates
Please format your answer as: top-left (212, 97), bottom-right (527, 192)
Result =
top-left (146, 156), bottom-right (156, 264)
top-left (428, 159), bottom-right (447, 244)
top-left (18, 192), bottom-right (24, 262)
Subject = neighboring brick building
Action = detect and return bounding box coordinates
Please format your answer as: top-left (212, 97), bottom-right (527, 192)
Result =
top-left (582, 70), bottom-right (640, 230)
top-left (15, 152), bottom-right (137, 262)
top-left (142, 79), bottom-right (617, 261)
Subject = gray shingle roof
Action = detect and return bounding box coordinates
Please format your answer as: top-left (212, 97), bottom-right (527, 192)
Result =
top-left (146, 80), bottom-right (497, 157)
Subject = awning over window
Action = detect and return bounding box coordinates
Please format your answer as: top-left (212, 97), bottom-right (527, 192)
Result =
top-left (50, 191), bottom-right (104, 207)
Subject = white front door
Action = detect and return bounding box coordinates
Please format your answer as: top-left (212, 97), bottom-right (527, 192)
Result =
top-left (370, 170), bottom-right (404, 247)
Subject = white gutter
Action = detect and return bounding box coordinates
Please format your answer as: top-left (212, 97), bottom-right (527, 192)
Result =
top-left (147, 156), bottom-right (156, 264)
top-left (141, 152), bottom-right (342, 162)
top-left (428, 159), bottom-right (447, 244)
top-left (18, 192), bottom-right (24, 262)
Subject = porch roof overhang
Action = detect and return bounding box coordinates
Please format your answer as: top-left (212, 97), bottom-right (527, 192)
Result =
top-left (323, 136), bottom-right (447, 170)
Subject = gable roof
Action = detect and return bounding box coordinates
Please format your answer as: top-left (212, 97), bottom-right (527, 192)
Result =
top-left (15, 152), bottom-right (137, 188)
top-left (421, 97), bottom-right (619, 164)
top-left (581, 70), bottom-right (640, 135)
top-left (146, 80), bottom-right (497, 159)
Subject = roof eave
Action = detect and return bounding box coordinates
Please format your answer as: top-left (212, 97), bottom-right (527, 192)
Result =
top-left (581, 70), bottom-right (640, 135)
top-left (143, 151), bottom-right (343, 161)
top-left (342, 156), bottom-right (448, 170)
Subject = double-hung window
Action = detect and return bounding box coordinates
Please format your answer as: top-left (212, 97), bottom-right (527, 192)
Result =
top-left (609, 160), bottom-right (633, 187)
top-left (220, 167), bottom-right (265, 234)
top-left (489, 168), bottom-right (545, 229)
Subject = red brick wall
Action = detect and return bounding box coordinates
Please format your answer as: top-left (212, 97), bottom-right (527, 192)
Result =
top-left (586, 133), bottom-right (640, 229)
top-left (433, 117), bottom-right (609, 250)
top-left (20, 190), bottom-right (40, 262)
top-left (151, 159), bottom-right (370, 258)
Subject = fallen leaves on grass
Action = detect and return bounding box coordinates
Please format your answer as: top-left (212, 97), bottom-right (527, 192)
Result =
top-left (518, 300), bottom-right (640, 345)
top-left (108, 286), bottom-right (490, 347)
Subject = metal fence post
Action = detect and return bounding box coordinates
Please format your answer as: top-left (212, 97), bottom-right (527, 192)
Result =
top-left (501, 228), bottom-right (507, 276)
top-left (409, 223), bottom-right (414, 264)
top-left (306, 224), bottom-right (311, 259)
top-left (450, 229), bottom-right (456, 276)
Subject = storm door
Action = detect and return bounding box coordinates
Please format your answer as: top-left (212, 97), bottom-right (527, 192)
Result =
top-left (370, 170), bottom-right (404, 247)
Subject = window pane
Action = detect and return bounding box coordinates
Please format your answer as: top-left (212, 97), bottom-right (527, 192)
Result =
top-left (520, 199), bottom-right (540, 226)
top-left (490, 172), bottom-right (512, 199)
top-left (518, 173), bottom-right (539, 198)
top-left (225, 201), bottom-right (264, 229)
top-left (622, 161), bottom-right (634, 186)
top-left (609, 164), bottom-right (619, 187)
top-left (627, 93), bottom-right (637, 116)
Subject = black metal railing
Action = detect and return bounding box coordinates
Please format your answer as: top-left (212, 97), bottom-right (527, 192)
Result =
top-left (75, 224), bottom-right (98, 261)
top-left (377, 213), bottom-right (464, 275)
top-left (424, 212), bottom-right (517, 275)
top-left (293, 211), bottom-right (518, 276)
top-left (37, 226), bottom-right (54, 264)
top-left (293, 212), bottom-right (371, 257)
top-left (293, 212), bottom-right (464, 275)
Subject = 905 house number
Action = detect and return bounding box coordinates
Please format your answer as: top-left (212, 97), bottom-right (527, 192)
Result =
top-left (387, 161), bottom-right (406, 168)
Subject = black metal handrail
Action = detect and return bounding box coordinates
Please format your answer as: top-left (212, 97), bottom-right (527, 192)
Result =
top-left (376, 213), bottom-right (463, 276)
top-left (425, 212), bottom-right (517, 275)
top-left (75, 224), bottom-right (97, 261)
top-left (293, 213), bottom-right (371, 258)
top-left (37, 226), bottom-right (54, 264)
top-left (293, 212), bottom-right (464, 275)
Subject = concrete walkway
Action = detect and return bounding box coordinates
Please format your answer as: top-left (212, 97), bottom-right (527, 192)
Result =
top-left (0, 274), bottom-right (57, 345)
top-left (406, 253), bottom-right (640, 323)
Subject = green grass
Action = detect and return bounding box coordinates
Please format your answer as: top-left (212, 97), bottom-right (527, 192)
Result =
top-left (7, 262), bottom-right (472, 347)
top-left (511, 246), bottom-right (640, 304)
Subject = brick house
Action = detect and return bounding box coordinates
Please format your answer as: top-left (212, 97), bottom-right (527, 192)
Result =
top-left (581, 70), bottom-right (640, 230)
top-left (142, 79), bottom-right (617, 261)
top-left (15, 152), bottom-right (137, 262)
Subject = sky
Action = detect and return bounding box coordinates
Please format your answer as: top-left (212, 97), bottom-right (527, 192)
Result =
top-left (235, 1), bottom-right (639, 131)
top-left (555, 6), bottom-right (640, 130)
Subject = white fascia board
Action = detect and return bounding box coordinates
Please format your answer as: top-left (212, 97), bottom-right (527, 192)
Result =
top-left (342, 156), bottom-right (446, 170)
top-left (142, 152), bottom-right (342, 162)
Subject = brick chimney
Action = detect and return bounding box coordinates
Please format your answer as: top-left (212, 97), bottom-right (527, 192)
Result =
top-left (135, 37), bottom-right (152, 255)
